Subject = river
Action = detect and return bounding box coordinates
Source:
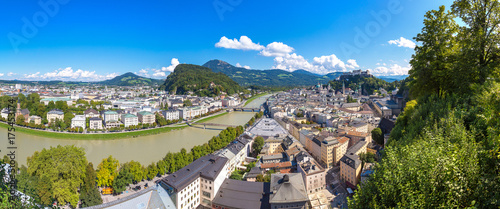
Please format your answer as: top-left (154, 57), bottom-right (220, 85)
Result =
top-left (0, 95), bottom-right (270, 166)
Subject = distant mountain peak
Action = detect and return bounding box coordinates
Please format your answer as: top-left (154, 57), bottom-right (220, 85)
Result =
top-left (203, 59), bottom-right (232, 67)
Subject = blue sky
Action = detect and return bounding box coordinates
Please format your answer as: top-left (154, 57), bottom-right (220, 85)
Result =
top-left (0, 0), bottom-right (454, 81)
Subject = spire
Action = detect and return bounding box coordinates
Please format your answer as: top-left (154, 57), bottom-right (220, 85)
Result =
top-left (342, 81), bottom-right (345, 95)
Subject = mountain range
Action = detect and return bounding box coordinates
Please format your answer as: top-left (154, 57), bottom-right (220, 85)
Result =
top-left (202, 60), bottom-right (344, 87)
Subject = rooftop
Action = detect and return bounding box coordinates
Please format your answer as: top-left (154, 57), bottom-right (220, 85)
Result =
top-left (160, 154), bottom-right (228, 192)
top-left (248, 118), bottom-right (288, 137)
top-left (212, 179), bottom-right (271, 209)
top-left (270, 174), bottom-right (308, 204)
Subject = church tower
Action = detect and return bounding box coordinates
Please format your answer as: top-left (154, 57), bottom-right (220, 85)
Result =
top-left (342, 81), bottom-right (345, 95)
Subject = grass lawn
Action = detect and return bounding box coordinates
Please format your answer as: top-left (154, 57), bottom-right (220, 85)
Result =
top-left (244, 93), bottom-right (269, 106)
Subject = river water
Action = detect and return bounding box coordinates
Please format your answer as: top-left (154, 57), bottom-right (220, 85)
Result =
top-left (0, 95), bottom-right (269, 166)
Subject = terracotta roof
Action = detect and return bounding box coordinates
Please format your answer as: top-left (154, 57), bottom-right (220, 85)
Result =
top-left (261, 161), bottom-right (292, 169)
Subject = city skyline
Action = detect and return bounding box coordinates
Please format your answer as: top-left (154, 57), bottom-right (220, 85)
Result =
top-left (0, 0), bottom-right (454, 81)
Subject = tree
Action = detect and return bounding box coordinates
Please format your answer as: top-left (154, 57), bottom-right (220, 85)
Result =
top-left (96, 156), bottom-right (119, 188)
top-left (410, 6), bottom-right (459, 97)
top-left (146, 163), bottom-right (159, 180)
top-left (229, 170), bottom-right (243, 180)
top-left (371, 128), bottom-right (384, 146)
top-left (183, 99), bottom-right (192, 107)
top-left (16, 114), bottom-right (25, 125)
top-left (252, 136), bottom-right (265, 155)
top-left (113, 168), bottom-right (133, 194)
top-left (80, 163), bottom-right (102, 207)
top-left (27, 145), bottom-right (87, 207)
top-left (128, 161), bottom-right (145, 183)
top-left (64, 112), bottom-right (74, 128)
top-left (452, 0), bottom-right (500, 86)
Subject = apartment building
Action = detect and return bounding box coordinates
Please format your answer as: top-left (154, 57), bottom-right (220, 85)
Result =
top-left (137, 111), bottom-right (155, 124)
top-left (160, 154), bottom-right (230, 209)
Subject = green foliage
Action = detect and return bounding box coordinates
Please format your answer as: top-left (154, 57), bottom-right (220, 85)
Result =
top-left (351, 90), bottom-right (500, 208)
top-left (411, 2), bottom-right (500, 97)
top-left (371, 127), bottom-right (384, 146)
top-left (229, 170), bottom-right (243, 180)
top-left (329, 75), bottom-right (400, 95)
top-left (80, 163), bottom-right (102, 207)
top-left (346, 95), bottom-right (358, 103)
top-left (161, 64), bottom-right (244, 96)
top-left (252, 136), bottom-right (265, 155)
top-left (146, 162), bottom-right (159, 180)
top-left (98, 72), bottom-right (163, 86)
top-left (359, 152), bottom-right (377, 164)
top-left (27, 145), bottom-right (87, 207)
top-left (113, 167), bottom-right (134, 194)
top-left (183, 99), bottom-right (192, 107)
top-left (96, 156), bottom-right (119, 188)
top-left (409, 6), bottom-right (459, 97)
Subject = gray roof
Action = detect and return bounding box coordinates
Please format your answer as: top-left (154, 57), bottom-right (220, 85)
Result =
top-left (212, 179), bottom-right (270, 209)
top-left (84, 108), bottom-right (98, 114)
top-left (48, 109), bottom-right (64, 115)
top-left (90, 117), bottom-right (102, 121)
top-left (340, 153), bottom-right (361, 170)
top-left (346, 140), bottom-right (367, 154)
top-left (160, 154), bottom-right (228, 192)
top-left (245, 167), bottom-right (263, 179)
top-left (270, 174), bottom-right (308, 204)
top-left (81, 186), bottom-right (175, 209)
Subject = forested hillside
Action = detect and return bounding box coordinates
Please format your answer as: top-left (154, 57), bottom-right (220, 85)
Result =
top-left (350, 2), bottom-right (500, 208)
top-left (328, 75), bottom-right (401, 95)
top-left (161, 64), bottom-right (244, 96)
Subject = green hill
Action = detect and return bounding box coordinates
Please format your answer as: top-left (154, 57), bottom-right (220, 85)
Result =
top-left (98, 72), bottom-right (163, 86)
top-left (202, 60), bottom-right (341, 87)
top-left (328, 74), bottom-right (401, 95)
top-left (161, 64), bottom-right (244, 96)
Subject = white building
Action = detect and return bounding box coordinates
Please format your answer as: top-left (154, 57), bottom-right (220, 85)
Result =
top-left (71, 115), bottom-right (86, 129)
top-left (121, 114), bottom-right (138, 127)
top-left (179, 106), bottom-right (208, 120)
top-left (103, 111), bottom-right (120, 122)
top-left (163, 110), bottom-right (181, 121)
top-left (159, 155), bottom-right (230, 209)
top-left (89, 117), bottom-right (103, 129)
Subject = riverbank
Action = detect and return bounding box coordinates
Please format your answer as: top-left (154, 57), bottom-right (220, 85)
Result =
top-left (244, 93), bottom-right (269, 106)
top-left (0, 111), bottom-right (229, 140)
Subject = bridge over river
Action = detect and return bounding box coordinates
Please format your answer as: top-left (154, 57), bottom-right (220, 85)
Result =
top-left (186, 122), bottom-right (238, 129)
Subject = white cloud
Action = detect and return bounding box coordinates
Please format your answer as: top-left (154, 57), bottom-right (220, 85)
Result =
top-left (163, 58), bottom-right (180, 72)
top-left (136, 69), bottom-right (149, 77)
top-left (235, 63), bottom-right (251, 69)
top-left (272, 53), bottom-right (361, 75)
top-left (388, 37), bottom-right (416, 49)
top-left (215, 36), bottom-right (264, 51)
top-left (273, 53), bottom-right (314, 72)
top-left (260, 42), bottom-right (294, 57)
top-left (153, 71), bottom-right (166, 77)
top-left (142, 58), bottom-right (181, 79)
top-left (34, 67), bottom-right (118, 81)
top-left (368, 64), bottom-right (411, 76)
top-left (25, 72), bottom-right (40, 78)
top-left (0, 73), bottom-right (4, 77)
top-left (7, 72), bottom-right (16, 76)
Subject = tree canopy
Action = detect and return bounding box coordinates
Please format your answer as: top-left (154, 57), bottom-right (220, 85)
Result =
top-left (351, 2), bottom-right (500, 208)
top-left (27, 145), bottom-right (87, 207)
